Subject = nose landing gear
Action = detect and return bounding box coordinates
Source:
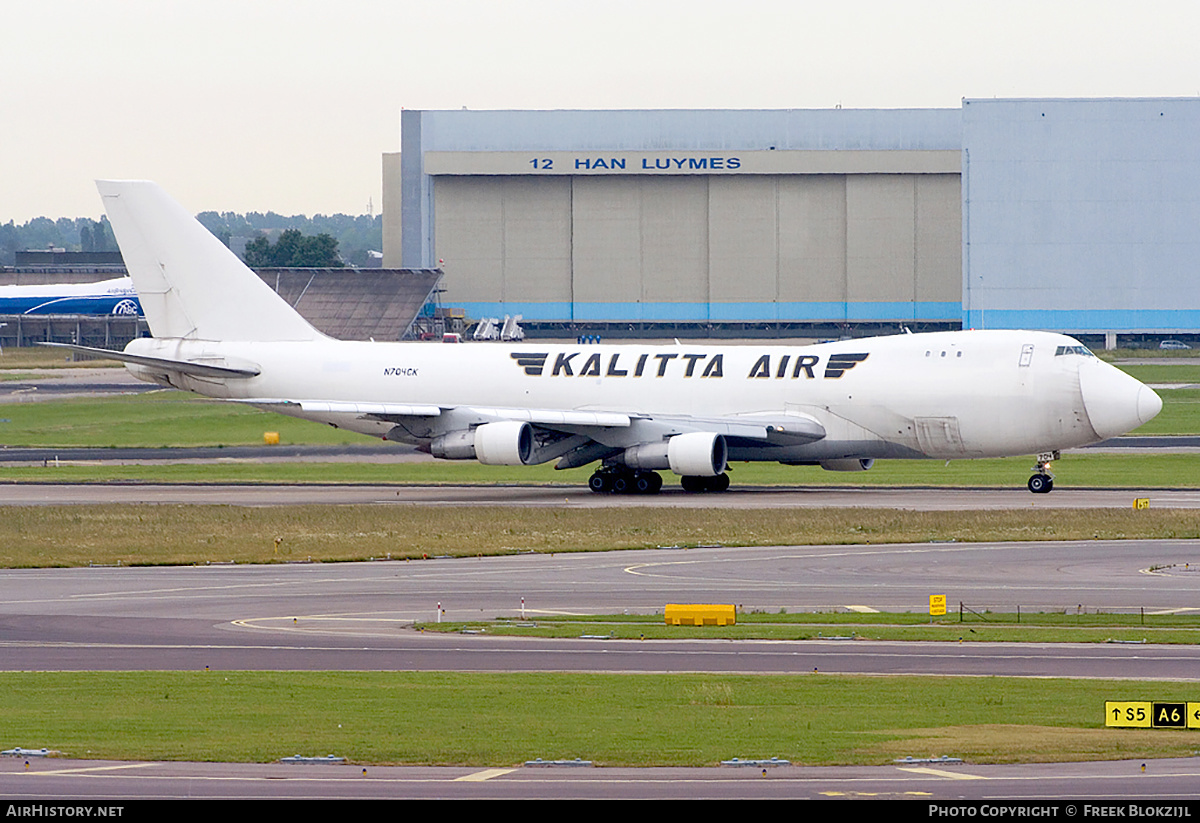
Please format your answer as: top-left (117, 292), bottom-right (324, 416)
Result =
top-left (1027, 451), bottom-right (1059, 494)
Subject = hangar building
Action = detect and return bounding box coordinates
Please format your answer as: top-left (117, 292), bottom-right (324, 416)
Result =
top-left (384, 100), bottom-right (1200, 340)
top-left (962, 98), bottom-right (1200, 334)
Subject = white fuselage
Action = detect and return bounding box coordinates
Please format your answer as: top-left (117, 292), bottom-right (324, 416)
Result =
top-left (123, 328), bottom-right (1159, 464)
top-left (0, 276), bottom-right (140, 316)
top-left (90, 179), bottom-right (1162, 488)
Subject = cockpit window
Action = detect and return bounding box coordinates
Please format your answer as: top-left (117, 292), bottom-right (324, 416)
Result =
top-left (1054, 345), bottom-right (1095, 357)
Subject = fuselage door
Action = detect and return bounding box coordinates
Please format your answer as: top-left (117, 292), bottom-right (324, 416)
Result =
top-left (1019, 344), bottom-right (1034, 367)
top-left (914, 416), bottom-right (966, 456)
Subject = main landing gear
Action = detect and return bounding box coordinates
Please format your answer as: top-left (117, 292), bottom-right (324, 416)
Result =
top-left (588, 467), bottom-right (663, 495)
top-left (1027, 451), bottom-right (1059, 494)
top-left (680, 473), bottom-right (730, 493)
top-left (587, 467), bottom-right (732, 495)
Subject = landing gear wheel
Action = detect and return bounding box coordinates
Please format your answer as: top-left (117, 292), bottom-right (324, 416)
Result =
top-left (681, 473), bottom-right (730, 493)
top-left (591, 468), bottom-right (662, 495)
top-left (1027, 451), bottom-right (1058, 494)
top-left (633, 471), bottom-right (662, 495)
top-left (1027, 474), bottom-right (1053, 494)
top-left (612, 471), bottom-right (635, 495)
top-left (705, 473), bottom-right (730, 492)
top-left (588, 470), bottom-right (614, 494)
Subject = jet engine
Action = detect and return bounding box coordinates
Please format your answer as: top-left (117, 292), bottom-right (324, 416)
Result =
top-left (431, 421), bottom-right (533, 465)
top-left (622, 432), bottom-right (727, 477)
top-left (666, 432), bottom-right (727, 477)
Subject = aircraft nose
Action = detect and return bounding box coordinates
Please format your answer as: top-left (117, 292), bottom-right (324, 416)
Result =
top-left (1137, 382), bottom-right (1164, 424)
top-left (1079, 361), bottom-right (1163, 440)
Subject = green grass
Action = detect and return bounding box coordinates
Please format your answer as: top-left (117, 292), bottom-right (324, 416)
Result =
top-left (419, 611), bottom-right (1200, 645)
top-left (1126, 388), bottom-right (1200, 435)
top-left (0, 391), bottom-right (361, 447)
top-left (3, 504), bottom-right (1200, 568)
top-left (1100, 348), bottom-right (1198, 361)
top-left (1, 671), bottom-right (1195, 766)
top-left (0, 348), bottom-right (119, 369)
top-left (1117, 364), bottom-right (1200, 384)
top-left (2, 451), bottom-right (1199, 488)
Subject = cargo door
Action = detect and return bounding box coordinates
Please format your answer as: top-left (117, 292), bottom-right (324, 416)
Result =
top-left (914, 416), bottom-right (966, 456)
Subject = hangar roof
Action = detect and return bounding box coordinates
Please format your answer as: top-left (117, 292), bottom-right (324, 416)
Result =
top-left (406, 108), bottom-right (962, 153)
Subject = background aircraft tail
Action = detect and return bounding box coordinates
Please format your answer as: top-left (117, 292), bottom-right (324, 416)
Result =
top-left (97, 180), bottom-right (322, 342)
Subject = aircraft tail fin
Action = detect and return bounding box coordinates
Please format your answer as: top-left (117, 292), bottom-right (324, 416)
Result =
top-left (97, 180), bottom-right (322, 342)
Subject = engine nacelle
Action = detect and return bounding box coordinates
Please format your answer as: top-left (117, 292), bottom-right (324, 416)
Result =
top-left (819, 458), bottom-right (875, 472)
top-left (622, 441), bottom-right (669, 471)
top-left (667, 432), bottom-right (727, 477)
top-left (473, 420), bottom-right (534, 465)
top-left (430, 421), bottom-right (534, 465)
top-left (430, 429), bottom-right (477, 460)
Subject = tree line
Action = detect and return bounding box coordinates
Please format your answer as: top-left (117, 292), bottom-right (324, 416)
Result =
top-left (1, 210), bottom-right (382, 268)
top-left (0, 217), bottom-right (118, 263)
top-left (243, 229), bottom-right (341, 267)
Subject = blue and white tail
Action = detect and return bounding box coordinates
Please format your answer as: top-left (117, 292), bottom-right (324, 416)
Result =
top-left (97, 180), bottom-right (322, 342)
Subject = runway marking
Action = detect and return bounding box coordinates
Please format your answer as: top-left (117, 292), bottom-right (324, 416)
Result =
top-left (820, 791), bottom-right (934, 797)
top-left (845, 605), bottom-right (879, 613)
top-left (621, 542), bottom-right (1087, 582)
top-left (63, 577), bottom-right (387, 600)
top-left (455, 768), bottom-right (517, 782)
top-left (233, 607), bottom-right (608, 632)
top-left (895, 766), bottom-right (984, 780)
top-left (30, 763), bottom-right (159, 775)
top-left (613, 541), bottom-right (1200, 597)
top-left (233, 616), bottom-right (418, 628)
top-left (20, 563), bottom-right (600, 607)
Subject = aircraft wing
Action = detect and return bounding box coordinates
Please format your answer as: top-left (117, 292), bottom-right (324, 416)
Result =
top-left (652, 413), bottom-right (826, 442)
top-left (232, 399), bottom-right (631, 427)
top-left (231, 398), bottom-right (825, 443)
top-left (234, 399), bottom-right (445, 417)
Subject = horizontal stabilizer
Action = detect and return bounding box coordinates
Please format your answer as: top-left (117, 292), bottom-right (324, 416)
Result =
top-left (38, 342), bottom-right (261, 379)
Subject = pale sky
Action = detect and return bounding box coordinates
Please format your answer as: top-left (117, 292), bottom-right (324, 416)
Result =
top-left (3, 0), bottom-right (1199, 221)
